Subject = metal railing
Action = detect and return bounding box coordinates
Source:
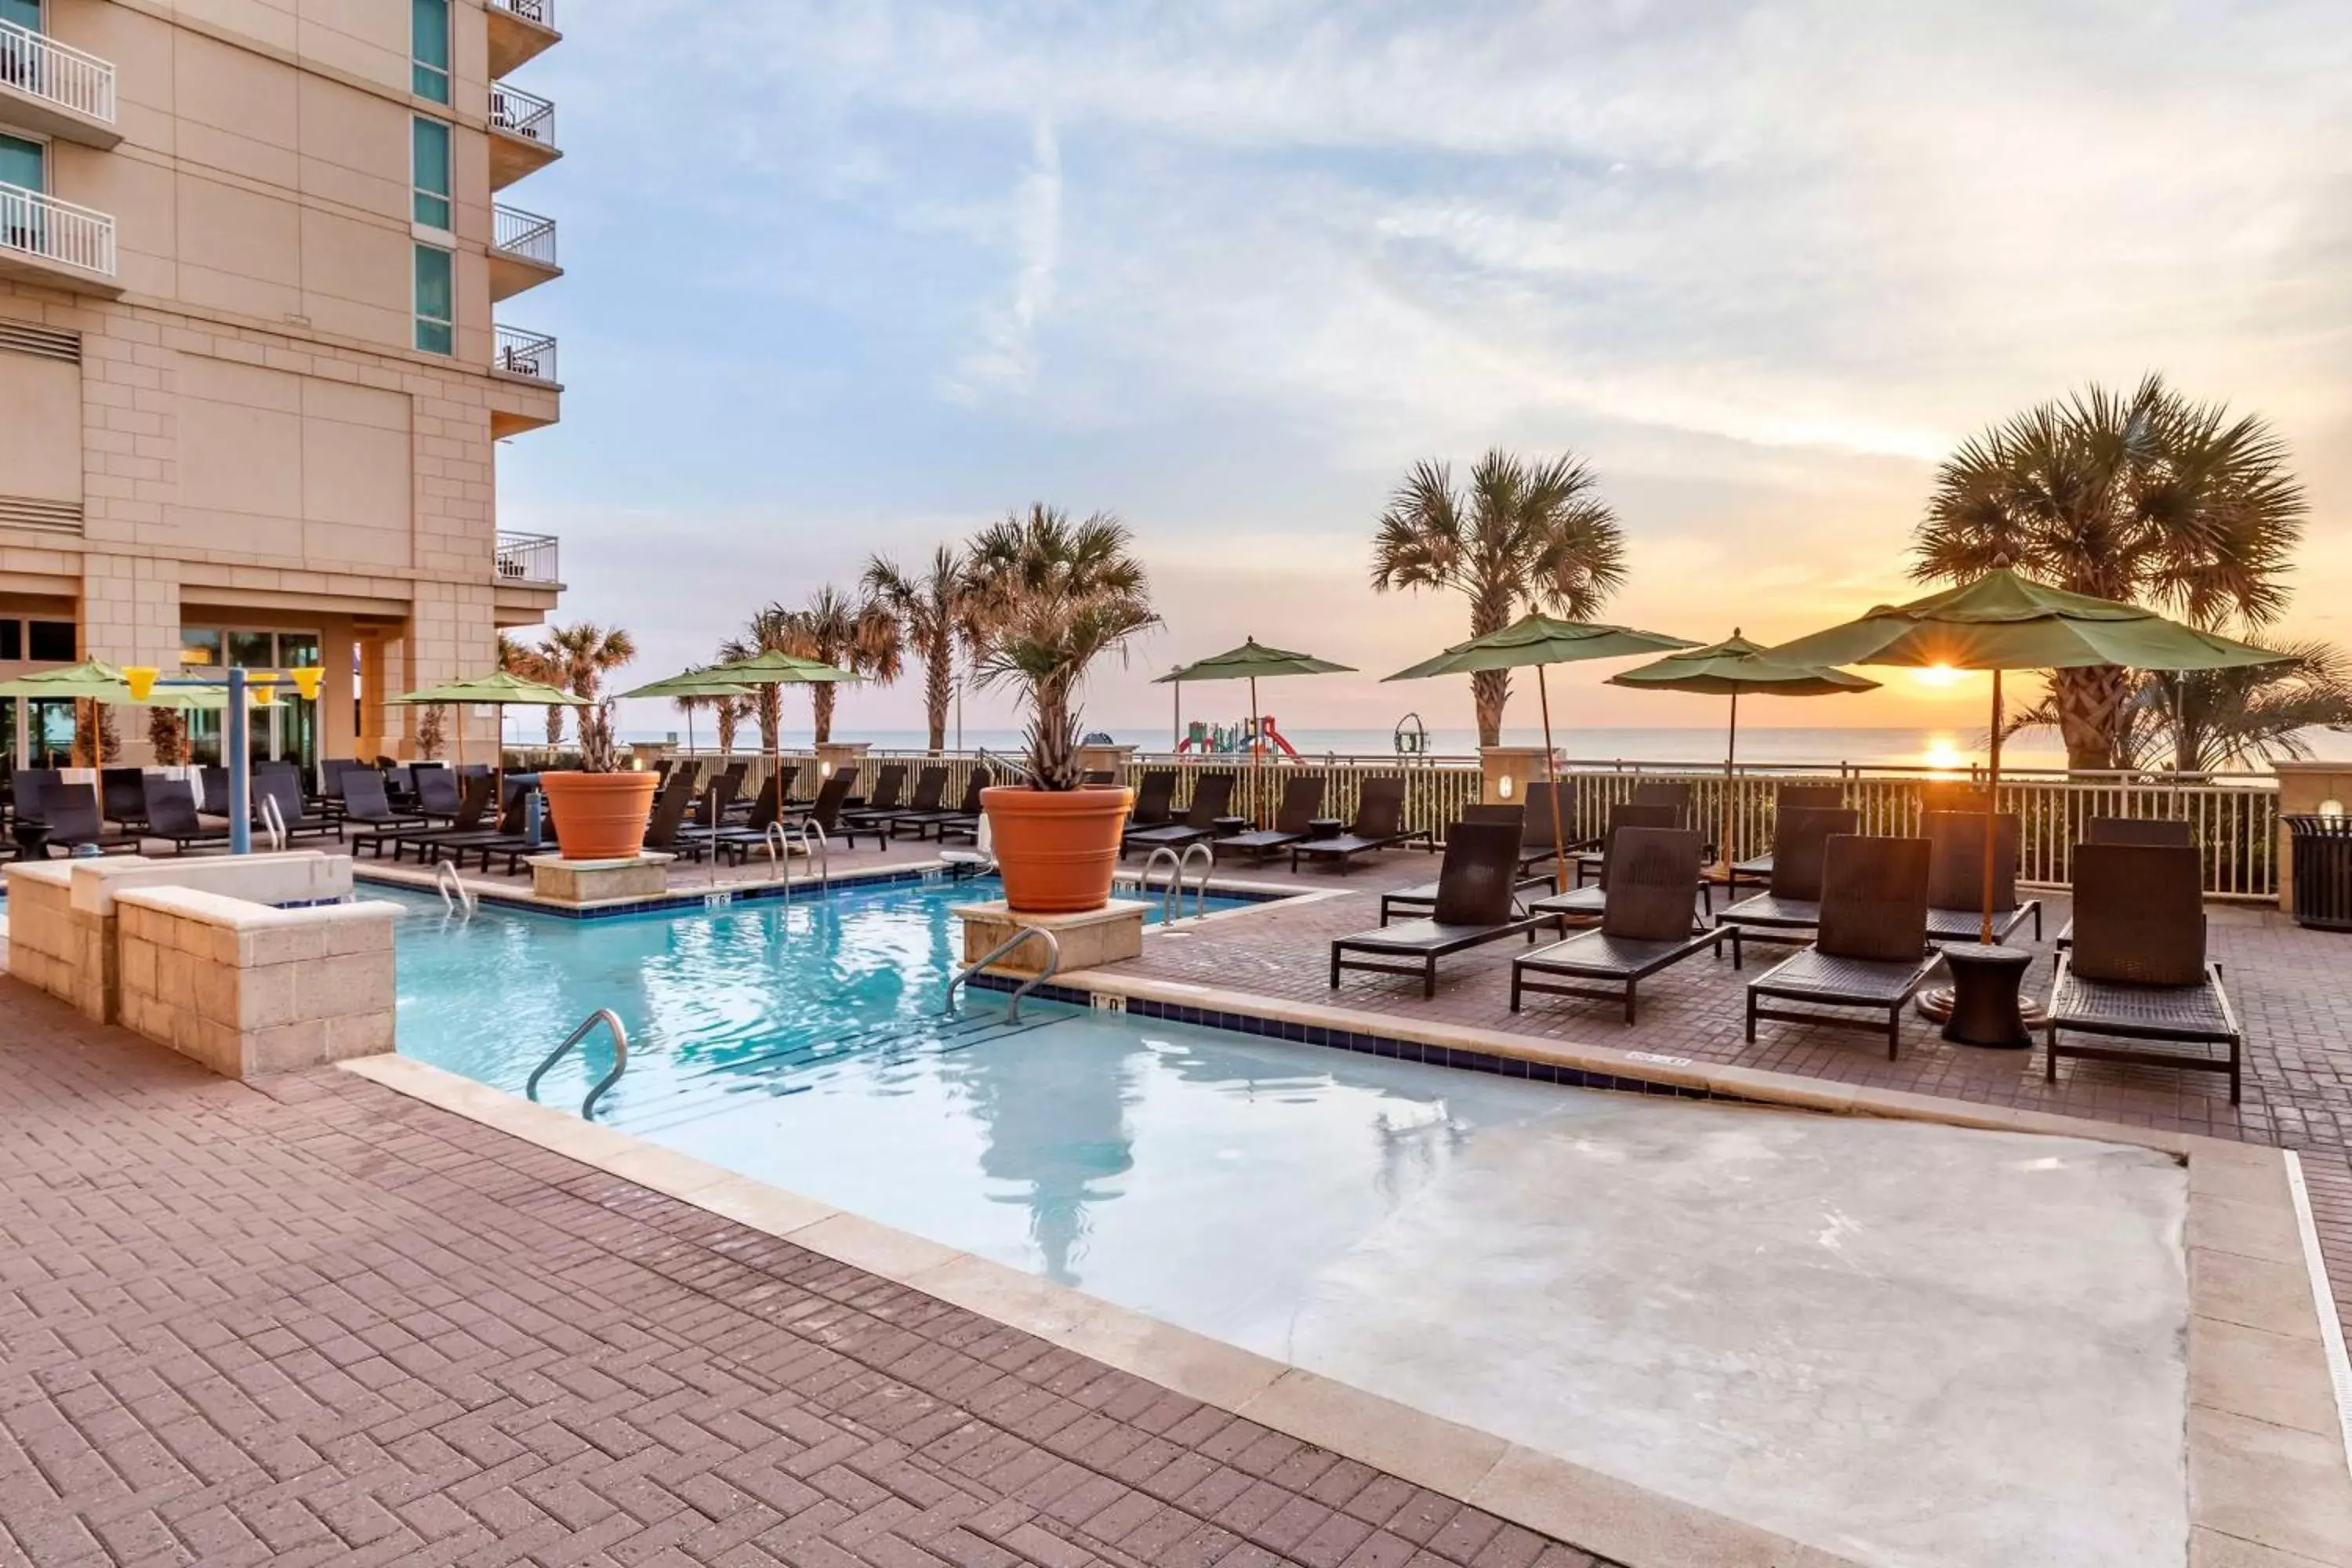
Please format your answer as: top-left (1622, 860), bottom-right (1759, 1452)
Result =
top-left (488, 0), bottom-right (554, 27)
top-left (495, 530), bottom-right (559, 584)
top-left (490, 83), bottom-right (556, 147)
top-left (493, 325), bottom-right (557, 383)
top-left (492, 203), bottom-right (558, 267)
top-left (433, 859), bottom-right (477, 919)
top-left (526, 1008), bottom-right (627, 1119)
top-left (0, 180), bottom-right (114, 278)
top-left (0, 19), bottom-right (116, 125)
top-left (945, 927), bottom-right (1060, 1023)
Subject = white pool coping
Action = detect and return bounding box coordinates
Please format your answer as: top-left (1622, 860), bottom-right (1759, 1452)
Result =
top-left (347, 980), bottom-right (2352, 1568)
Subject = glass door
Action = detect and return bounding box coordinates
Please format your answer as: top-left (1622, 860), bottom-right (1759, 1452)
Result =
top-left (27, 697), bottom-right (72, 767)
top-left (278, 633), bottom-right (320, 773)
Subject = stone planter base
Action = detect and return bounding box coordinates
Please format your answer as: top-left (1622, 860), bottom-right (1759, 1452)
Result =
top-left (953, 898), bottom-right (1148, 976)
top-left (527, 853), bottom-right (676, 905)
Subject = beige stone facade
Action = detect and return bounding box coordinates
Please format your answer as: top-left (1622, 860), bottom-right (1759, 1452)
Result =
top-left (0, 0), bottom-right (564, 768)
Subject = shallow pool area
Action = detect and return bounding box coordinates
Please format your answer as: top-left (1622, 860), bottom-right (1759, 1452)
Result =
top-left (387, 884), bottom-right (2192, 1568)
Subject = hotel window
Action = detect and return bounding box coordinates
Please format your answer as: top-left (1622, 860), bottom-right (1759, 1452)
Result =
top-left (27, 619), bottom-right (73, 661)
top-left (411, 0), bottom-right (450, 104)
top-left (0, 132), bottom-right (42, 197)
top-left (414, 242), bottom-right (453, 354)
top-left (0, 619), bottom-right (19, 660)
top-left (0, 1), bottom-right (41, 35)
top-left (412, 115), bottom-right (452, 230)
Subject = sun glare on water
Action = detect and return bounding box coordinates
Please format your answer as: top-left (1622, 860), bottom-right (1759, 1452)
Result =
top-left (1922, 737), bottom-right (1969, 771)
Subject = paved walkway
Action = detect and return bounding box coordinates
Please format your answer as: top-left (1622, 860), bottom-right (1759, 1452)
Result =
top-left (0, 982), bottom-right (1613, 1568)
top-left (1116, 855), bottom-right (2352, 1340)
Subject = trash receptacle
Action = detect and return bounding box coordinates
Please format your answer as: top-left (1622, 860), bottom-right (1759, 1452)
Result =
top-left (2285, 815), bottom-right (2352, 931)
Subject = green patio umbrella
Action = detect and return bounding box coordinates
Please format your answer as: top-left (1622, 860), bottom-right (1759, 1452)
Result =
top-left (1608, 631), bottom-right (1878, 879)
top-left (627, 649), bottom-right (864, 762)
top-left (389, 670), bottom-right (585, 783)
top-left (1766, 567), bottom-right (2288, 943)
top-left (614, 667), bottom-right (760, 765)
top-left (1386, 615), bottom-right (1698, 892)
top-left (0, 657), bottom-right (132, 700)
top-left (1153, 637), bottom-right (1356, 822)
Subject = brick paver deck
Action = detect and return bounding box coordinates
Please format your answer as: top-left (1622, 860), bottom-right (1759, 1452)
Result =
top-left (1116, 853), bottom-right (2352, 1340)
top-left (0, 982), bottom-right (1613, 1568)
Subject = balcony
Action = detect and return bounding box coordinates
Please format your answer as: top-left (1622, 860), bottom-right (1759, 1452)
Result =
top-left (493, 325), bottom-right (557, 385)
top-left (488, 203), bottom-right (560, 300)
top-left (488, 84), bottom-right (559, 188)
top-left (0, 20), bottom-right (119, 149)
top-left (0, 181), bottom-right (118, 296)
top-left (486, 0), bottom-right (561, 78)
top-left (495, 531), bottom-right (561, 586)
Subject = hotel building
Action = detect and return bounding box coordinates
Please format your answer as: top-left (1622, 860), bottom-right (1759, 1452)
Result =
top-left (0, 0), bottom-right (565, 770)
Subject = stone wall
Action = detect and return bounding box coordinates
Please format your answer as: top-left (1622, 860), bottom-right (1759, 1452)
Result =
top-left (114, 887), bottom-right (398, 1080)
top-left (1, 865), bottom-right (112, 1019)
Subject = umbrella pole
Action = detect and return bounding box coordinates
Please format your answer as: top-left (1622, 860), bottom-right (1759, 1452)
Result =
top-left (1172, 678), bottom-right (1181, 752)
top-left (1982, 670), bottom-right (2001, 945)
top-left (1538, 664), bottom-right (1567, 895)
top-left (1722, 690), bottom-right (1739, 881)
top-left (1249, 673), bottom-right (1260, 826)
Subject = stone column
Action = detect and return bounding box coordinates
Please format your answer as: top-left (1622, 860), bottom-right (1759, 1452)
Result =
top-left (318, 616), bottom-right (357, 763)
top-left (815, 739), bottom-right (872, 788)
top-left (1479, 745), bottom-right (1556, 806)
top-left (77, 554), bottom-right (181, 764)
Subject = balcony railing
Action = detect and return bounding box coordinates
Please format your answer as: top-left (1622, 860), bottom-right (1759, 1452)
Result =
top-left (492, 204), bottom-right (557, 268)
top-left (0, 19), bottom-right (116, 126)
top-left (0, 181), bottom-right (114, 278)
top-left (495, 531), bottom-right (560, 586)
top-left (489, 0), bottom-right (555, 25)
top-left (490, 84), bottom-right (556, 147)
top-left (494, 325), bottom-right (558, 383)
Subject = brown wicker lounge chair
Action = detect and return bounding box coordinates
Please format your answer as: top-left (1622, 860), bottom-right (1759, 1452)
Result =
top-left (136, 778), bottom-right (232, 855)
top-left (2045, 844), bottom-right (2241, 1102)
top-left (1571, 787), bottom-right (1692, 886)
top-left (1745, 833), bottom-right (1940, 1058)
top-left (1513, 827), bottom-right (1722, 1022)
top-left (1513, 780), bottom-right (1589, 874)
top-left (39, 786), bottom-right (139, 855)
top-left (351, 774), bottom-right (495, 861)
top-left (1715, 807), bottom-right (1859, 959)
top-left (2054, 817), bottom-right (2198, 948)
top-left (1216, 776), bottom-right (1327, 863)
top-left (860, 766), bottom-right (949, 831)
top-left (1329, 821), bottom-right (1546, 998)
top-left (1291, 777), bottom-right (1432, 873)
top-left (1381, 806), bottom-right (1548, 924)
top-left (1123, 771), bottom-right (1237, 856)
top-left (908, 768), bottom-right (995, 842)
top-left (1921, 810), bottom-right (2042, 946)
top-left (1523, 803), bottom-right (1683, 926)
top-left (1730, 782), bottom-right (1845, 882)
top-left (1126, 769), bottom-right (1178, 831)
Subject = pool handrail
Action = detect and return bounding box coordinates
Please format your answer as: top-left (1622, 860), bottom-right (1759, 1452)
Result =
top-left (526, 1007), bottom-right (629, 1120)
top-left (1177, 841), bottom-right (1214, 923)
top-left (943, 925), bottom-right (1060, 1023)
top-left (1140, 845), bottom-right (1185, 922)
top-left (433, 858), bottom-right (477, 919)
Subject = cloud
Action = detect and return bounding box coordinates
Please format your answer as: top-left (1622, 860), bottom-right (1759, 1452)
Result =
top-left (945, 115), bottom-right (1063, 399)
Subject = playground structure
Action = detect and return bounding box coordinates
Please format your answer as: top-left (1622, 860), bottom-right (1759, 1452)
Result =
top-left (1177, 714), bottom-right (1300, 757)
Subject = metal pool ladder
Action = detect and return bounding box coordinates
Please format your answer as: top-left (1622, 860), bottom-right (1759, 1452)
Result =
top-left (944, 927), bottom-right (1060, 1023)
top-left (258, 794), bottom-right (288, 852)
top-left (433, 859), bottom-right (477, 920)
top-left (772, 818), bottom-right (829, 906)
top-left (1140, 843), bottom-right (1214, 924)
top-left (527, 1008), bottom-right (629, 1119)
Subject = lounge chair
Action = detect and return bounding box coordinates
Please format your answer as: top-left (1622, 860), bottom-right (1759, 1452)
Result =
top-left (350, 775), bottom-right (495, 861)
top-left (405, 779), bottom-right (537, 869)
top-left (251, 771), bottom-right (345, 844)
top-left (100, 767), bottom-right (151, 831)
top-left (1744, 833), bottom-right (1940, 1058)
top-left (12, 767), bottom-right (61, 826)
top-left (1123, 772), bottom-right (1237, 857)
top-left (1290, 777), bottom-right (1432, 874)
top-left (1512, 827), bottom-right (1722, 1022)
top-left (1921, 810), bottom-right (2042, 946)
top-left (40, 785), bottom-right (138, 855)
top-left (1521, 803), bottom-right (1685, 927)
top-left (843, 763), bottom-right (909, 823)
top-left (1381, 806), bottom-right (1547, 923)
top-left (2044, 844), bottom-right (2242, 1102)
top-left (707, 773), bottom-right (789, 861)
top-left (901, 768), bottom-right (993, 842)
top-left (793, 772), bottom-right (891, 851)
top-left (2053, 818), bottom-right (2197, 951)
top-left (1572, 789), bottom-right (1691, 886)
top-left (1715, 807), bottom-right (1860, 960)
top-left (1328, 821), bottom-right (1547, 998)
top-left (1126, 769), bottom-right (1178, 832)
top-left (1512, 781), bottom-right (1590, 875)
top-left (1211, 776), bottom-right (1328, 864)
top-left (784, 765), bottom-right (858, 822)
top-left (857, 765), bottom-right (947, 831)
top-left (342, 770), bottom-right (431, 835)
top-left (412, 766), bottom-right (464, 819)
top-left (138, 778), bottom-right (234, 855)
top-left (1729, 782), bottom-right (1846, 884)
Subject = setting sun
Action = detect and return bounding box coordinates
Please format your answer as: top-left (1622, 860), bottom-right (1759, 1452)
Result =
top-left (1915, 664), bottom-right (1966, 687)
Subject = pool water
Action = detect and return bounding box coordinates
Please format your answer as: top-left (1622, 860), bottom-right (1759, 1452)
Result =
top-left (385, 882), bottom-right (2190, 1568)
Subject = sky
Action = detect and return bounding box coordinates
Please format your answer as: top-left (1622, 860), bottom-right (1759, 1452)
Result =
top-left (492, 0), bottom-right (2352, 744)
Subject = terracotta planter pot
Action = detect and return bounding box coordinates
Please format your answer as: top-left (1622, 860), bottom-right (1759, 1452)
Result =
top-left (539, 771), bottom-right (659, 862)
top-left (983, 785), bottom-right (1135, 913)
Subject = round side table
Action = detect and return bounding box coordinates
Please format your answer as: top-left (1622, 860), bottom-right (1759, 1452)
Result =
top-left (1926, 943), bottom-right (2035, 1049)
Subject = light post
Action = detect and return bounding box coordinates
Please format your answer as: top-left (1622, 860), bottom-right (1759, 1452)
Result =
top-left (125, 664), bottom-right (325, 855)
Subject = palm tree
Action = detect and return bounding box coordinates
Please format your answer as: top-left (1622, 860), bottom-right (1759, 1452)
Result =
top-left (862, 545), bottom-right (971, 753)
top-left (965, 505), bottom-right (1160, 787)
top-left (539, 623), bottom-right (638, 749)
top-left (1370, 448), bottom-right (1628, 746)
top-left (719, 604), bottom-right (796, 757)
top-left (1912, 375), bottom-right (2307, 769)
top-left (498, 632), bottom-right (566, 744)
top-left (773, 585), bottom-right (900, 744)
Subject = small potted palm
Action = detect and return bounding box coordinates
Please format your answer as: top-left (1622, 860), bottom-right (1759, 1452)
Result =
top-left (970, 506), bottom-right (1160, 913)
top-left (539, 698), bottom-right (659, 860)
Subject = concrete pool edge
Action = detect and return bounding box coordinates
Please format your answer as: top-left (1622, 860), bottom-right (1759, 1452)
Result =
top-left (343, 1012), bottom-right (2352, 1568)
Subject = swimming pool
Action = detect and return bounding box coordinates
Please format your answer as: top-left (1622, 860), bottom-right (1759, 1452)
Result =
top-left (385, 882), bottom-right (2190, 1568)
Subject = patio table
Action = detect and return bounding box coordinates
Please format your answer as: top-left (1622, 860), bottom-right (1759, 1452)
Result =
top-left (1936, 942), bottom-right (2034, 1049)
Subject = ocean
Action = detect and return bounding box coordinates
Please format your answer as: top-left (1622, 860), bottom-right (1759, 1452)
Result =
top-left (601, 724), bottom-right (2352, 775)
